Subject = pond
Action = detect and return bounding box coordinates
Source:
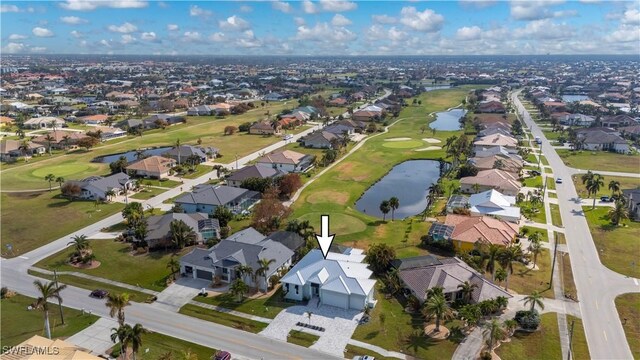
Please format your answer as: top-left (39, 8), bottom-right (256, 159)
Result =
top-left (355, 160), bottom-right (441, 220)
top-left (429, 108), bottom-right (467, 131)
top-left (562, 95), bottom-right (589, 103)
top-left (93, 146), bottom-right (172, 163)
top-left (424, 85), bottom-right (452, 92)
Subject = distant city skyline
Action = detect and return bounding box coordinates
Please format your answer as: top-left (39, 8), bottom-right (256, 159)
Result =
top-left (1, 0), bottom-right (639, 56)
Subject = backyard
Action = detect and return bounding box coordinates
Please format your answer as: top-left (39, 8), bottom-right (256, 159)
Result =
top-left (557, 149), bottom-right (640, 173)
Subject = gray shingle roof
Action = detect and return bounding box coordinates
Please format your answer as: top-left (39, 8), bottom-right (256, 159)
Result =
top-left (227, 165), bottom-right (281, 183)
top-left (175, 185), bottom-right (260, 207)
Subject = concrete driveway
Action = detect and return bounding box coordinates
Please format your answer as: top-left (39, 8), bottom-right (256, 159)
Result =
top-left (260, 299), bottom-right (362, 357)
top-left (66, 317), bottom-right (119, 356)
top-left (152, 277), bottom-right (211, 312)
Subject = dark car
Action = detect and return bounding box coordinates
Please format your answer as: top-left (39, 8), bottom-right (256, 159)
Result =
top-left (90, 289), bottom-right (109, 299)
top-left (213, 351), bottom-right (231, 360)
top-left (600, 196), bottom-right (613, 202)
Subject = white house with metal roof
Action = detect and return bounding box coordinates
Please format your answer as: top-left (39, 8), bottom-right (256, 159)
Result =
top-left (279, 248), bottom-right (377, 310)
top-left (468, 189), bottom-right (521, 223)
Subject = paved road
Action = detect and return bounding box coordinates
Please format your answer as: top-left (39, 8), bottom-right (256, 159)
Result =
top-left (512, 90), bottom-right (640, 360)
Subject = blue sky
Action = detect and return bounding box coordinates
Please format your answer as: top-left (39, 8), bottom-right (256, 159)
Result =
top-left (1, 1), bottom-right (639, 55)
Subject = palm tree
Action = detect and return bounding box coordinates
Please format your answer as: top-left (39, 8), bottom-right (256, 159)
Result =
top-left (174, 138), bottom-right (182, 164)
top-left (379, 200), bottom-right (391, 221)
top-left (67, 234), bottom-right (90, 257)
top-left (494, 267), bottom-right (507, 286)
top-left (169, 220), bottom-right (197, 249)
top-left (586, 173), bottom-right (605, 209)
top-left (608, 180), bottom-right (621, 197)
top-left (44, 134), bottom-right (55, 155)
top-left (499, 244), bottom-right (522, 291)
top-left (55, 176), bottom-right (65, 189)
top-left (229, 278), bottom-right (249, 302)
top-left (106, 293), bottom-right (131, 326)
top-left (422, 293), bottom-right (454, 333)
top-left (111, 325), bottom-right (131, 360)
top-left (255, 258), bottom-right (276, 293)
top-left (62, 134), bottom-right (71, 150)
top-left (522, 291), bottom-right (545, 312)
top-left (457, 281), bottom-right (478, 305)
top-left (167, 258), bottom-right (180, 281)
top-left (129, 323), bottom-right (148, 360)
top-left (15, 128), bottom-right (25, 139)
top-left (472, 183), bottom-right (481, 194)
top-left (105, 189), bottom-right (116, 202)
top-left (388, 197), bottom-right (400, 221)
top-left (609, 200), bottom-right (629, 226)
top-left (503, 319), bottom-right (518, 337)
top-left (45, 173), bottom-right (56, 191)
top-left (236, 264), bottom-right (254, 288)
top-left (483, 319), bottom-right (506, 351)
top-left (19, 140), bottom-right (31, 161)
top-left (33, 280), bottom-right (67, 339)
top-left (528, 240), bottom-right (543, 267)
top-left (484, 244), bottom-right (502, 282)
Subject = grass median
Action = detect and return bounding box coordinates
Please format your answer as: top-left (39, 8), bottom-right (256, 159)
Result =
top-left (178, 304), bottom-right (268, 334)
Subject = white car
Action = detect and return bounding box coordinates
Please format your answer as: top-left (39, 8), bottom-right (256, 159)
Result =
top-left (283, 134), bottom-right (293, 140)
top-left (352, 356), bottom-right (375, 360)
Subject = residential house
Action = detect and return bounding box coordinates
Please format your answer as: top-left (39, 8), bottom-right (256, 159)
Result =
top-left (92, 126), bottom-right (127, 141)
top-left (23, 116), bottom-right (66, 129)
top-left (125, 155), bottom-right (176, 179)
top-left (0, 139), bottom-right (45, 161)
top-left (144, 212), bottom-right (219, 248)
top-left (249, 121), bottom-right (279, 135)
top-left (559, 114), bottom-right (595, 127)
top-left (392, 255), bottom-right (511, 303)
top-left (226, 165), bottom-right (282, 187)
top-left (473, 134), bottom-right (518, 154)
top-left (256, 150), bottom-right (314, 173)
top-left (468, 154), bottom-right (523, 176)
top-left (174, 184), bottom-right (260, 214)
top-left (0, 116), bottom-right (15, 128)
top-left (477, 100), bottom-right (506, 113)
top-left (280, 248), bottom-right (377, 310)
top-left (302, 130), bottom-right (339, 149)
top-left (467, 189), bottom-right (521, 223)
top-left (352, 109), bottom-right (382, 122)
top-left (576, 129), bottom-right (629, 153)
top-left (80, 114), bottom-right (110, 125)
top-left (265, 231), bottom-right (306, 261)
top-left (460, 169), bottom-right (522, 196)
top-left (473, 146), bottom-right (523, 163)
top-left (180, 228), bottom-right (293, 290)
top-left (163, 145), bottom-right (218, 164)
top-left (329, 97), bottom-right (348, 106)
top-left (622, 189), bottom-right (640, 220)
top-left (442, 214), bottom-right (519, 251)
top-left (543, 101), bottom-right (567, 113)
top-left (187, 105), bottom-right (213, 116)
top-left (68, 173), bottom-right (133, 201)
top-left (601, 115), bottom-right (636, 128)
top-left (324, 123), bottom-right (355, 136)
top-left (3, 335), bottom-right (102, 360)
top-left (31, 131), bottom-right (88, 150)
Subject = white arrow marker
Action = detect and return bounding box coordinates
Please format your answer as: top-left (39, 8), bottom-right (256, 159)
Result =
top-left (315, 215), bottom-right (335, 259)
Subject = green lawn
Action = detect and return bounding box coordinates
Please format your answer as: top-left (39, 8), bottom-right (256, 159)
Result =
top-left (522, 175), bottom-right (543, 188)
top-left (615, 293), bottom-right (640, 359)
top-left (351, 292), bottom-right (463, 359)
top-left (110, 331), bottom-right (217, 360)
top-left (1, 294), bottom-right (99, 348)
top-left (566, 316), bottom-right (590, 360)
top-left (178, 304), bottom-right (268, 333)
top-left (495, 313), bottom-right (562, 359)
top-left (344, 344), bottom-right (394, 360)
top-left (35, 239), bottom-right (191, 291)
top-left (546, 177), bottom-right (556, 191)
top-left (549, 204), bottom-right (562, 227)
top-left (180, 165), bottom-right (214, 179)
top-left (560, 252), bottom-right (577, 301)
top-left (522, 226), bottom-right (548, 242)
top-left (583, 206), bottom-right (640, 278)
top-left (506, 248), bottom-right (554, 298)
top-left (572, 175), bottom-right (640, 198)
top-left (286, 330), bottom-right (320, 347)
top-left (141, 178), bottom-right (182, 188)
top-left (130, 186), bottom-right (167, 200)
top-left (1, 191), bottom-right (123, 258)
top-left (522, 202), bottom-right (547, 224)
top-left (557, 149), bottom-right (640, 173)
top-left (193, 287), bottom-right (294, 319)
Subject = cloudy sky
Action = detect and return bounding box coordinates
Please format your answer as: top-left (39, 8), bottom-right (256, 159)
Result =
top-left (1, 0), bottom-right (639, 55)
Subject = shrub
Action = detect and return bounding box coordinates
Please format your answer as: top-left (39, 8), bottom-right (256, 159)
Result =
top-left (514, 309), bottom-right (540, 330)
top-left (1, 287), bottom-right (8, 299)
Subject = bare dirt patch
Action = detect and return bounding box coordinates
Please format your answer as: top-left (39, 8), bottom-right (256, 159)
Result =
top-left (68, 260), bottom-right (101, 269)
top-left (306, 190), bottom-right (350, 205)
top-left (424, 323), bottom-right (450, 340)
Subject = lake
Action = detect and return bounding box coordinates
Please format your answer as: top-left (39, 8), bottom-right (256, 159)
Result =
top-left (93, 146), bottom-right (172, 163)
top-left (355, 160), bottom-right (441, 219)
top-left (562, 95), bottom-right (589, 103)
top-left (429, 108), bottom-right (467, 131)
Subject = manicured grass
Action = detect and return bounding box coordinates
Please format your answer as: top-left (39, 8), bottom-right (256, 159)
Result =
top-left (549, 204), bottom-right (562, 227)
top-left (178, 304), bottom-right (268, 333)
top-left (193, 288), bottom-right (294, 319)
top-left (31, 163), bottom-right (93, 178)
top-left (381, 140), bottom-right (424, 149)
top-left (1, 294), bottom-right (99, 348)
top-left (28, 270), bottom-right (151, 303)
top-left (1, 191), bottom-right (123, 258)
top-left (522, 202), bottom-right (547, 224)
top-left (583, 206), bottom-right (640, 278)
top-left (522, 175), bottom-right (543, 188)
top-left (615, 293), bottom-right (640, 359)
top-left (297, 212), bottom-right (367, 236)
top-left (566, 316), bottom-right (590, 360)
top-left (557, 149), bottom-right (640, 173)
top-left (35, 240), bottom-right (191, 291)
top-left (142, 178), bottom-right (182, 188)
top-left (130, 186), bottom-right (167, 200)
top-left (495, 313), bottom-right (562, 359)
top-left (506, 248), bottom-right (554, 298)
top-left (286, 330), bottom-right (320, 347)
top-left (546, 177), bottom-right (556, 191)
top-left (572, 175), bottom-right (640, 198)
top-left (111, 331), bottom-right (217, 360)
top-left (522, 226), bottom-right (548, 242)
top-left (180, 165), bottom-right (214, 179)
top-left (555, 232), bottom-right (566, 245)
top-left (344, 344), bottom-right (394, 360)
top-left (560, 251), bottom-right (578, 300)
top-left (351, 293), bottom-right (463, 359)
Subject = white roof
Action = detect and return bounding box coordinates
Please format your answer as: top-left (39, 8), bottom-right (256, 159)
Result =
top-left (469, 189), bottom-right (520, 219)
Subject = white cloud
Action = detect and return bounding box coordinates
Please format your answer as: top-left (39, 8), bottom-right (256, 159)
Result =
top-left (331, 14), bottom-right (352, 26)
top-left (209, 32), bottom-right (225, 42)
top-left (456, 25), bottom-right (482, 40)
top-left (513, 19), bottom-right (573, 39)
top-left (301, 0), bottom-right (318, 14)
top-left (70, 30), bottom-right (83, 38)
top-left (510, 1), bottom-right (565, 21)
top-left (121, 34), bottom-right (136, 44)
top-left (183, 31), bottom-right (201, 42)
top-left (372, 14), bottom-right (397, 24)
top-left (607, 24), bottom-right (640, 42)
top-left (365, 25), bottom-right (407, 42)
top-left (60, 16), bottom-right (88, 24)
top-left (399, 7), bottom-right (444, 32)
top-left (296, 22), bottom-right (357, 43)
top-left (108, 22), bottom-right (137, 33)
top-left (388, 27), bottom-right (408, 42)
top-left (141, 32), bottom-right (156, 41)
top-left (30, 47), bottom-right (47, 53)
top-left (621, 8), bottom-right (640, 25)
top-left (59, 0), bottom-right (147, 11)
top-left (2, 42), bottom-right (25, 53)
top-left (190, 5), bottom-right (212, 17)
top-left (219, 15), bottom-right (250, 31)
top-left (100, 39), bottom-right (111, 47)
top-left (1, 4), bottom-right (20, 12)
top-left (167, 24), bottom-right (179, 31)
top-left (32, 27), bottom-right (54, 37)
top-left (319, 0), bottom-right (357, 12)
top-left (272, 1), bottom-right (292, 13)
top-left (8, 34), bottom-right (28, 40)
top-left (294, 17), bottom-right (306, 26)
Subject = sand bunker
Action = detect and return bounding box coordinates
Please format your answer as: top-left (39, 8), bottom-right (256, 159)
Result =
top-left (385, 137), bottom-right (412, 141)
top-left (415, 146), bottom-right (442, 151)
top-left (422, 138), bottom-right (442, 144)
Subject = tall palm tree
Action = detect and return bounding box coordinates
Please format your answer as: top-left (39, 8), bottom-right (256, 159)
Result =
top-left (129, 323), bottom-right (148, 360)
top-left (388, 197), bottom-right (400, 221)
top-left (498, 245), bottom-right (522, 291)
top-left (45, 173), bottom-right (56, 191)
top-left (484, 244), bottom-right (502, 282)
top-left (106, 293), bottom-right (131, 327)
top-left (522, 291), bottom-right (545, 312)
top-left (379, 200), bottom-right (391, 221)
top-left (494, 267), bottom-right (507, 286)
top-left (609, 200), bottom-right (629, 226)
top-left (33, 280), bottom-right (67, 339)
top-left (608, 180), bottom-right (621, 198)
top-left (174, 138), bottom-right (182, 164)
top-left (236, 264), bottom-right (254, 288)
top-left (18, 140), bottom-right (31, 161)
top-left (44, 134), bottom-right (55, 155)
top-left (255, 258), bottom-right (276, 293)
top-left (528, 240), bottom-right (543, 267)
top-left (483, 319), bottom-right (506, 351)
top-left (55, 176), bottom-right (65, 189)
top-left (422, 293), bottom-right (454, 332)
top-left (61, 134), bottom-right (71, 150)
top-left (111, 325), bottom-right (132, 360)
top-left (169, 220), bottom-right (197, 249)
top-left (167, 258), bottom-right (180, 281)
top-left (67, 234), bottom-right (90, 257)
top-left (229, 278), bottom-right (249, 302)
top-left (586, 173), bottom-right (605, 209)
top-left (457, 281), bottom-right (478, 305)
top-left (472, 183), bottom-right (481, 194)
top-left (105, 189), bottom-right (116, 202)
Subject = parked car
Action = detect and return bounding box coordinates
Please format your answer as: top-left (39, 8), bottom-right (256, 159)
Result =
top-left (213, 351), bottom-right (231, 360)
top-left (530, 170), bottom-right (541, 176)
top-left (90, 289), bottom-right (109, 299)
top-left (353, 356), bottom-right (375, 360)
top-left (555, 178), bottom-right (563, 184)
top-left (600, 196), bottom-right (613, 202)
top-left (283, 134), bottom-right (293, 140)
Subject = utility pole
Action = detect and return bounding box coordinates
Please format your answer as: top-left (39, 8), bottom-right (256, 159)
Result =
top-left (549, 232), bottom-right (559, 288)
top-left (53, 269), bottom-right (65, 325)
top-left (567, 319), bottom-right (575, 360)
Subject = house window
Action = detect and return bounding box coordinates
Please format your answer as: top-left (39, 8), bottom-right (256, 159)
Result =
top-left (295, 285), bottom-right (299, 294)
top-left (222, 268), bottom-right (228, 274)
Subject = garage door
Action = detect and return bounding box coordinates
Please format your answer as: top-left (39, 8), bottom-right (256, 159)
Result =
top-left (196, 269), bottom-right (213, 280)
top-left (321, 290), bottom-right (348, 309)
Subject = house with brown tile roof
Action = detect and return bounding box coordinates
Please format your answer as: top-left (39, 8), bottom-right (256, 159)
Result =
top-left (0, 335), bottom-right (101, 360)
top-left (249, 121), bottom-right (279, 135)
top-left (126, 155), bottom-right (176, 179)
top-left (444, 213), bottom-right (519, 251)
top-left (473, 134), bottom-right (518, 154)
top-left (80, 114), bottom-right (109, 124)
top-left (460, 169), bottom-right (522, 196)
top-left (32, 130), bottom-right (88, 149)
top-left (469, 154), bottom-right (523, 176)
top-left (256, 150), bottom-right (314, 173)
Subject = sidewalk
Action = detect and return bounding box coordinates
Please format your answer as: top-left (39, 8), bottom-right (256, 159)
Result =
top-left (66, 317), bottom-right (119, 356)
top-left (29, 267), bottom-right (157, 295)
